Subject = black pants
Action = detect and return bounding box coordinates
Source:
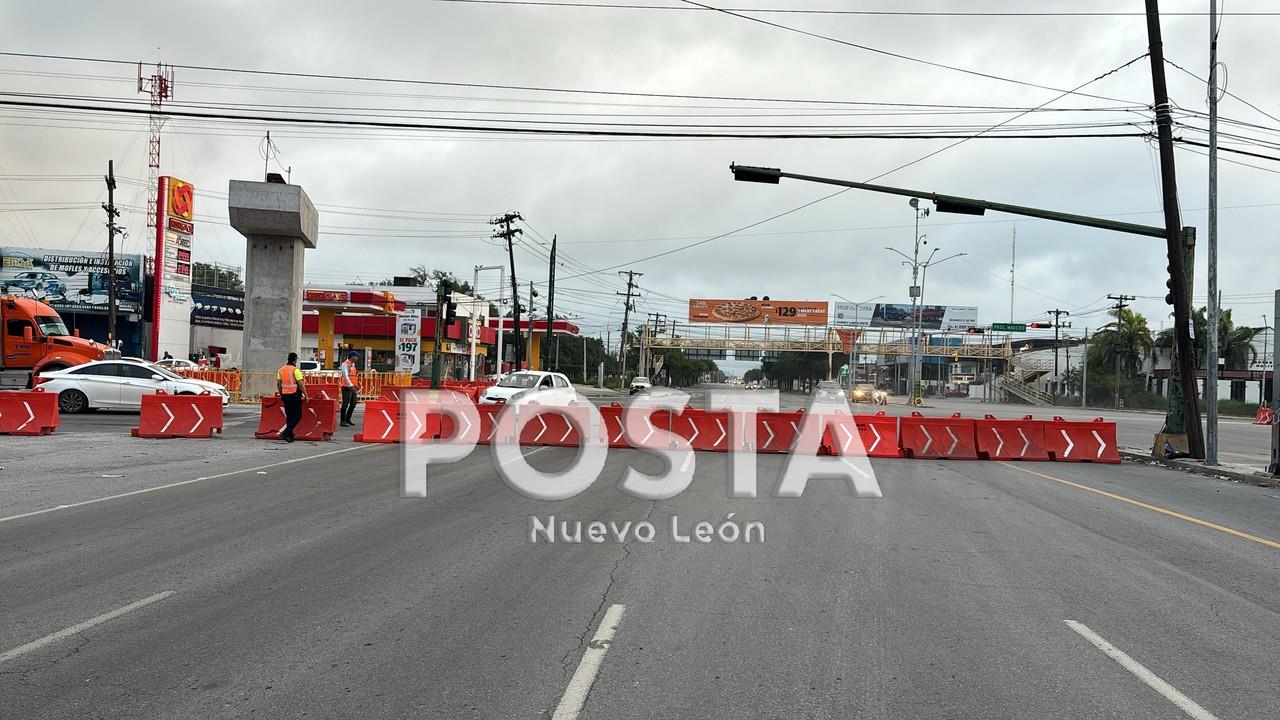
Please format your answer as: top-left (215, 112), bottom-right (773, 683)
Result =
top-left (282, 393), bottom-right (303, 438)
top-left (341, 386), bottom-right (358, 425)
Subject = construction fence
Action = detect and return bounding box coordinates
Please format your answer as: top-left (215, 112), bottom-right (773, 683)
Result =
top-left (176, 369), bottom-right (413, 403)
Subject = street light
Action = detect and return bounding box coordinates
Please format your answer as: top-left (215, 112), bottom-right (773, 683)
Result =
top-left (831, 293), bottom-right (883, 389)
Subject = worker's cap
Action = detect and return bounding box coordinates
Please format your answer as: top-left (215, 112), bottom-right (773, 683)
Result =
top-left (349, 351), bottom-right (360, 357)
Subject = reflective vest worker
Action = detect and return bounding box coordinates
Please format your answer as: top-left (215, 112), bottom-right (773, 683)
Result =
top-left (339, 350), bottom-right (360, 427)
top-left (276, 352), bottom-right (308, 443)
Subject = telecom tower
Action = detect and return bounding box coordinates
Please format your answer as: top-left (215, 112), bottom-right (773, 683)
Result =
top-left (136, 63), bottom-right (174, 229)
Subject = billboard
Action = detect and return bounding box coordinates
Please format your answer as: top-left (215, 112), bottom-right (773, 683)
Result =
top-left (396, 308), bottom-right (422, 374)
top-left (192, 287), bottom-right (245, 330)
top-left (0, 247), bottom-right (143, 314)
top-left (689, 298), bottom-right (828, 325)
top-left (153, 176), bottom-right (195, 360)
top-left (831, 302), bottom-right (977, 330)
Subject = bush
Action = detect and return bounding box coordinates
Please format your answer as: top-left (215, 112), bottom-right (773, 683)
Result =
top-left (1218, 400), bottom-right (1261, 417)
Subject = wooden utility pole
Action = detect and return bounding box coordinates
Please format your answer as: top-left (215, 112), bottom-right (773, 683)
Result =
top-left (616, 270), bottom-right (642, 378)
top-left (543, 234), bottom-right (557, 371)
top-left (1145, 0), bottom-right (1205, 457)
top-left (490, 212), bottom-right (523, 370)
top-left (102, 160), bottom-right (120, 349)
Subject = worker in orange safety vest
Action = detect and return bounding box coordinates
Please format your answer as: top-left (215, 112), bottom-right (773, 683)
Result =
top-left (276, 352), bottom-right (308, 442)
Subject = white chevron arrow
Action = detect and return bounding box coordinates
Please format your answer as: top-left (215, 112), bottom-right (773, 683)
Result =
top-left (837, 424), bottom-right (854, 452)
top-left (992, 428), bottom-right (1005, 457)
top-left (919, 426), bottom-right (934, 455)
top-left (458, 412), bottom-right (473, 439)
top-left (409, 411), bottom-right (424, 440)
top-left (15, 401), bottom-right (34, 431)
top-left (762, 421), bottom-right (775, 449)
top-left (1092, 429), bottom-right (1106, 458)
top-left (867, 423), bottom-right (881, 453)
top-left (946, 427), bottom-right (959, 455)
top-left (1018, 428), bottom-right (1030, 457)
top-left (687, 418), bottom-right (699, 444)
top-left (713, 418), bottom-right (726, 448)
top-left (533, 415), bottom-right (548, 442)
top-left (160, 403), bottom-right (176, 433)
top-left (379, 408), bottom-right (394, 439)
top-left (612, 418), bottom-right (624, 444)
top-left (1060, 429), bottom-right (1074, 457)
top-left (641, 415), bottom-right (655, 444)
top-left (559, 420), bottom-right (573, 443)
top-left (190, 404), bottom-right (205, 434)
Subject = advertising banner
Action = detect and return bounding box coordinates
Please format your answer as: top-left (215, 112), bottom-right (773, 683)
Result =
top-left (396, 308), bottom-right (422, 374)
top-left (152, 176), bottom-right (195, 360)
top-left (0, 247), bottom-right (143, 314)
top-left (688, 298), bottom-right (828, 325)
top-left (831, 302), bottom-right (977, 330)
top-left (192, 287), bottom-right (245, 330)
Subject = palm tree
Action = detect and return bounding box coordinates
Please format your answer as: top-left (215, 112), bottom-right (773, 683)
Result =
top-left (1154, 306), bottom-right (1259, 371)
top-left (1090, 307), bottom-right (1154, 377)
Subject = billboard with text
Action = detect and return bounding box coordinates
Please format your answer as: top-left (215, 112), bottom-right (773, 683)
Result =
top-left (689, 298), bottom-right (828, 325)
top-left (0, 247), bottom-right (144, 314)
top-left (832, 302), bottom-right (977, 330)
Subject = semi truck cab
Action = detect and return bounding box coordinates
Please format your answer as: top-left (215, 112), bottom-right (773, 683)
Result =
top-left (1, 295), bottom-right (114, 389)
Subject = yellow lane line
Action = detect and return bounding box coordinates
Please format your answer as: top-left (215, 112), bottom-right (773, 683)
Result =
top-left (997, 462), bottom-right (1280, 550)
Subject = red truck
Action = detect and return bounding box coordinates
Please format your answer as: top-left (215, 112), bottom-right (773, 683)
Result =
top-left (1, 294), bottom-right (116, 389)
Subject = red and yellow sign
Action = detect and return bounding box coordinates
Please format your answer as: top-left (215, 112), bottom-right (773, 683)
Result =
top-left (304, 289), bottom-right (351, 303)
top-left (688, 299), bottom-right (828, 325)
top-left (166, 178), bottom-right (194, 221)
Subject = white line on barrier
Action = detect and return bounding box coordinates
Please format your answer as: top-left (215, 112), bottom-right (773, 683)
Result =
top-left (1064, 620), bottom-right (1218, 720)
top-left (0, 445), bottom-right (375, 525)
top-left (0, 591), bottom-right (175, 664)
top-left (552, 604), bottom-right (626, 720)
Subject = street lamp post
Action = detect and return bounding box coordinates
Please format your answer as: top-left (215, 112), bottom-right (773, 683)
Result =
top-left (472, 265), bottom-right (504, 380)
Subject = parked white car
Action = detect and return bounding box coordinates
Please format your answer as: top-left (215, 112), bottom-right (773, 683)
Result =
top-left (37, 359), bottom-right (232, 413)
top-left (629, 376), bottom-right (652, 395)
top-left (478, 371), bottom-right (577, 406)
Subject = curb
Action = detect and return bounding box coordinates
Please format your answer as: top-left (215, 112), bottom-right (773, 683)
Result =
top-left (1118, 448), bottom-right (1278, 488)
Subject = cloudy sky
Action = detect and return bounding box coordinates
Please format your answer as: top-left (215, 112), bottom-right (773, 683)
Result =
top-left (3, 0), bottom-right (1277, 364)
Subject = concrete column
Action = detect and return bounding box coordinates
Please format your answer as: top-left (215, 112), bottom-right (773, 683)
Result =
top-left (228, 179), bottom-right (318, 396)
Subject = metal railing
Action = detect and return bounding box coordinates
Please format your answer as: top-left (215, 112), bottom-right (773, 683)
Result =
top-left (643, 323), bottom-right (1014, 360)
top-left (177, 369), bottom-right (411, 402)
top-left (995, 374), bottom-right (1053, 406)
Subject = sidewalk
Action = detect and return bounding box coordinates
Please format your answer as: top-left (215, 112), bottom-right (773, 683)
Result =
top-left (1119, 446), bottom-right (1277, 488)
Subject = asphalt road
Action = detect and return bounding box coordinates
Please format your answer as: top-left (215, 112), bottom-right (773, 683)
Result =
top-left (2, 396), bottom-right (1279, 718)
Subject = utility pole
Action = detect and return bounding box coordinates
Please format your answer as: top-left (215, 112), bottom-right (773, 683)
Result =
top-left (526, 281), bottom-right (538, 370)
top-left (1107, 295), bottom-right (1135, 410)
top-left (617, 270), bottom-right (642, 378)
top-left (491, 212), bottom-right (523, 371)
top-left (1010, 227), bottom-right (1016, 323)
top-left (432, 278), bottom-right (451, 387)
top-left (102, 160), bottom-right (121, 349)
top-left (543, 234), bottom-right (557, 372)
top-left (1145, 0), bottom-right (1205, 458)
top-left (1205, 0), bottom-right (1221, 465)
top-left (1048, 309), bottom-right (1071, 403)
top-left (1081, 327), bottom-right (1090, 408)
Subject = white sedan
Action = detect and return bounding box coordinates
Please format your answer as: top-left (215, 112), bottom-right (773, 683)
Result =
top-left (37, 359), bottom-right (232, 413)
top-left (478, 371), bottom-right (578, 406)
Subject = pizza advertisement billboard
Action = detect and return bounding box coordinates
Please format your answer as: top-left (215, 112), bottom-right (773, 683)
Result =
top-left (831, 302), bottom-right (978, 330)
top-left (688, 299), bottom-right (828, 325)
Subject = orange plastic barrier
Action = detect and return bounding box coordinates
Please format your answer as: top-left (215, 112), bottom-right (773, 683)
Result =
top-left (380, 386), bottom-right (411, 403)
top-left (1254, 407), bottom-right (1274, 425)
top-left (899, 412), bottom-right (979, 460)
top-left (254, 396), bottom-right (338, 441)
top-left (131, 391), bottom-right (223, 439)
top-left (354, 399), bottom-right (400, 443)
top-left (818, 411), bottom-right (904, 458)
top-left (1042, 416), bottom-right (1120, 463)
top-left (974, 414), bottom-right (1050, 461)
top-left (757, 411), bottom-right (802, 454)
top-left (669, 408), bottom-right (730, 452)
top-left (597, 403), bottom-right (631, 449)
top-left (0, 388), bottom-right (59, 436)
top-left (307, 383), bottom-right (343, 403)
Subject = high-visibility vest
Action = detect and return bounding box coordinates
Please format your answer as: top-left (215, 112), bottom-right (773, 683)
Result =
top-left (280, 364), bottom-right (300, 394)
top-left (341, 360), bottom-right (357, 388)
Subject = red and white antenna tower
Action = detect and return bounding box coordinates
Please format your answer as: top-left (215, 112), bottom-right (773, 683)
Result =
top-left (137, 62), bottom-right (174, 230)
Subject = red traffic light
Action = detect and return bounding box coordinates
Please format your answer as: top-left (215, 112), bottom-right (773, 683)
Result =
top-left (1028, 322), bottom-right (1052, 329)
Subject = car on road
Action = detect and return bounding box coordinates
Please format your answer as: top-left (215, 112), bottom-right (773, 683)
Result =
top-left (629, 376), bottom-right (652, 395)
top-left (814, 381), bottom-right (846, 405)
top-left (3, 271), bottom-right (67, 300)
top-left (156, 358), bottom-right (199, 371)
top-left (478, 370), bottom-right (576, 406)
top-left (37, 359), bottom-right (231, 413)
top-left (851, 383), bottom-right (878, 402)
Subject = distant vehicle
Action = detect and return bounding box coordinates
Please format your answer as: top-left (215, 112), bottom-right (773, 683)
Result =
top-left (298, 360), bottom-right (322, 372)
top-left (630, 376), bottom-right (652, 395)
top-left (814, 381), bottom-right (846, 404)
top-left (479, 371), bottom-right (576, 406)
top-left (36, 359), bottom-right (231, 413)
top-left (3, 271), bottom-right (66, 301)
top-left (851, 383), bottom-right (878, 402)
top-left (156, 358), bottom-right (199, 371)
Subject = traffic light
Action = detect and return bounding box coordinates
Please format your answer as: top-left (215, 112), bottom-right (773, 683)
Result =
top-left (445, 296), bottom-right (458, 324)
top-left (1028, 322), bottom-right (1053, 329)
top-left (966, 326), bottom-right (985, 334)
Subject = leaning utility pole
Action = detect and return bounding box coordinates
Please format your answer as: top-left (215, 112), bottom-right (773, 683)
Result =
top-left (102, 160), bottom-right (121, 349)
top-left (617, 271), bottom-right (642, 378)
top-left (1048, 308), bottom-right (1071, 403)
top-left (491, 212), bottom-right (523, 371)
top-left (1205, 0), bottom-right (1221, 465)
top-left (1107, 295), bottom-right (1136, 410)
top-left (1009, 227), bottom-right (1016, 323)
top-left (1145, 0), bottom-right (1205, 458)
top-left (526, 281), bottom-right (538, 370)
top-left (543, 234), bottom-right (557, 371)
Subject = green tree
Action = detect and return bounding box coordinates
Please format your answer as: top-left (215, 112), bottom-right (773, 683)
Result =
top-left (1089, 307), bottom-right (1154, 376)
top-left (1154, 306), bottom-right (1258, 371)
top-left (743, 367), bottom-right (764, 384)
top-left (192, 262), bottom-right (243, 291)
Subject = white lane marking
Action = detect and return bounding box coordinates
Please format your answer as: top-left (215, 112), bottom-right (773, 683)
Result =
top-left (1018, 427), bottom-right (1030, 457)
top-left (1092, 429), bottom-right (1106, 458)
top-left (190, 404), bottom-right (205, 434)
top-left (992, 428), bottom-right (1005, 457)
top-left (1061, 428), bottom-right (1075, 457)
top-left (0, 591), bottom-right (176, 664)
top-left (0, 445), bottom-right (375, 525)
top-left (498, 445), bottom-right (549, 466)
top-left (919, 426), bottom-right (934, 455)
top-left (159, 403), bottom-right (176, 433)
top-left (16, 401), bottom-right (34, 431)
top-left (552, 603), bottom-right (626, 720)
top-left (1064, 620), bottom-right (1218, 720)
top-left (713, 418), bottom-right (726, 448)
